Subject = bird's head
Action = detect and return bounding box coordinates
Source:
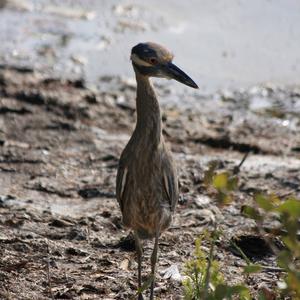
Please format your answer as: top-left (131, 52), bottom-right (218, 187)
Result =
top-left (131, 42), bottom-right (198, 89)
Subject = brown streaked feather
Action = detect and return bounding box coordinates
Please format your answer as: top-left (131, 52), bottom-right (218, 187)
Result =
top-left (163, 172), bottom-right (170, 200)
top-left (116, 165), bottom-right (128, 212)
top-left (161, 152), bottom-right (178, 212)
top-left (120, 167), bottom-right (128, 199)
top-left (116, 73), bottom-right (178, 239)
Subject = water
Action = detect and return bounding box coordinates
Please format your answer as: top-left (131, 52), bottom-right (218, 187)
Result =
top-left (0, 0), bottom-right (300, 93)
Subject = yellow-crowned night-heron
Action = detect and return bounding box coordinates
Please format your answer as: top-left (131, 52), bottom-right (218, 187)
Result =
top-left (116, 42), bottom-right (198, 300)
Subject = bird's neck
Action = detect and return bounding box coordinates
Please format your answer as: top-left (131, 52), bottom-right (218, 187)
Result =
top-left (134, 72), bottom-right (162, 146)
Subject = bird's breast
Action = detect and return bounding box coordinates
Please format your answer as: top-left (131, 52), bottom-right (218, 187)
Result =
top-left (120, 152), bottom-right (173, 237)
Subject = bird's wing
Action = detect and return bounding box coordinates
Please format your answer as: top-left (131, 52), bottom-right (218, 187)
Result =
top-left (162, 159), bottom-right (178, 212)
top-left (116, 164), bottom-right (128, 212)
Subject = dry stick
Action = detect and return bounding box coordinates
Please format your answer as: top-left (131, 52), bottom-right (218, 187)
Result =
top-left (230, 240), bottom-right (284, 273)
top-left (233, 151), bottom-right (250, 175)
top-left (86, 220), bottom-right (91, 244)
top-left (234, 262), bottom-right (284, 273)
top-left (258, 265), bottom-right (284, 273)
top-left (46, 241), bottom-right (54, 300)
top-left (277, 190), bottom-right (295, 199)
top-left (230, 240), bottom-right (252, 265)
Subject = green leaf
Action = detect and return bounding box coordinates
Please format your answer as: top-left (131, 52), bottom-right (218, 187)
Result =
top-left (203, 161), bottom-right (218, 185)
top-left (227, 176), bottom-right (239, 191)
top-left (216, 191), bottom-right (232, 205)
top-left (215, 284), bottom-right (250, 299)
top-left (282, 236), bottom-right (300, 253)
top-left (241, 205), bottom-right (262, 221)
top-left (228, 285), bottom-right (251, 299)
top-left (276, 199), bottom-right (300, 218)
top-left (277, 250), bottom-right (291, 269)
top-left (258, 291), bottom-right (268, 300)
top-left (255, 194), bottom-right (274, 211)
top-left (214, 284), bottom-right (229, 299)
top-left (213, 172), bottom-right (228, 190)
top-left (286, 271), bottom-right (300, 297)
top-left (243, 264), bottom-right (262, 274)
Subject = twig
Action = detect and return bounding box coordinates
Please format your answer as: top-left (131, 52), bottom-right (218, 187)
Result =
top-left (233, 151), bottom-right (250, 175)
top-left (45, 241), bottom-right (54, 300)
top-left (87, 220), bottom-right (91, 244)
top-left (259, 265), bottom-right (284, 273)
top-left (234, 262), bottom-right (284, 273)
top-left (277, 191), bottom-right (295, 199)
top-left (230, 240), bottom-right (252, 265)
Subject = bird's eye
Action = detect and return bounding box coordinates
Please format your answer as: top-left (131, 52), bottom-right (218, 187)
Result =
top-left (149, 58), bottom-right (158, 65)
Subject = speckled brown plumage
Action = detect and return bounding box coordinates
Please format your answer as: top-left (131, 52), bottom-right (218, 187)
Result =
top-left (116, 42), bottom-right (198, 300)
top-left (116, 73), bottom-right (178, 240)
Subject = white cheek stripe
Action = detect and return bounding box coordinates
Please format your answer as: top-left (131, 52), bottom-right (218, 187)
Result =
top-left (131, 53), bottom-right (152, 67)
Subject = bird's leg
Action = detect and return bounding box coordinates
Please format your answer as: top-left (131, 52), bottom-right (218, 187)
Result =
top-left (134, 232), bottom-right (144, 300)
top-left (149, 230), bottom-right (160, 300)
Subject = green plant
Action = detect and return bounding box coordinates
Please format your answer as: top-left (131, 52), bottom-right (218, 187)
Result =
top-left (243, 194), bottom-right (300, 299)
top-left (184, 157), bottom-right (300, 299)
top-left (183, 231), bottom-right (250, 300)
top-left (203, 161), bottom-right (238, 206)
top-left (183, 161), bottom-right (251, 299)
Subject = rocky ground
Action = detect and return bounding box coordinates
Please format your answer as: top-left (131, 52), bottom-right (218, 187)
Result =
top-left (0, 65), bottom-right (300, 299)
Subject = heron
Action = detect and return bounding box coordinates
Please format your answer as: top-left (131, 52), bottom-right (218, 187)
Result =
top-left (116, 42), bottom-right (198, 299)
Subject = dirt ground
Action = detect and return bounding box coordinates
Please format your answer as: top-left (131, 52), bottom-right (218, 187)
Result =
top-left (0, 65), bottom-right (300, 299)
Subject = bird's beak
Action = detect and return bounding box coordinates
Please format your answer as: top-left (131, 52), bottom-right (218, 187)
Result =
top-left (165, 62), bottom-right (198, 89)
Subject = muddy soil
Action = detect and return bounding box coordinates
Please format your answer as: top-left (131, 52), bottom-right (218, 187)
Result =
top-left (0, 65), bottom-right (300, 300)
